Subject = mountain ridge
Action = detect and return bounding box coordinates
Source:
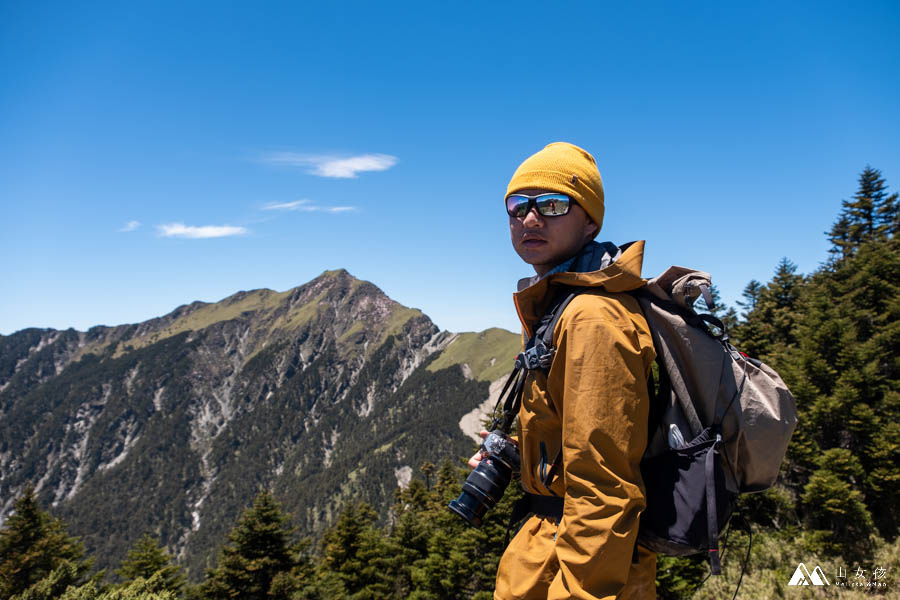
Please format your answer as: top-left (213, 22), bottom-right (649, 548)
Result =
top-left (0, 269), bottom-right (520, 579)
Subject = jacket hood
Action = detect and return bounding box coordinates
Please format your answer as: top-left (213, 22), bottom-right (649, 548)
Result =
top-left (513, 240), bottom-right (647, 336)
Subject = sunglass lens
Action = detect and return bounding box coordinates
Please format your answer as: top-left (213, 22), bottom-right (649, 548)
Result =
top-left (506, 195), bottom-right (531, 218)
top-left (536, 194), bottom-right (570, 216)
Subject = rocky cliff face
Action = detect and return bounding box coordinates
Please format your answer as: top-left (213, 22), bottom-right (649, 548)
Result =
top-left (0, 269), bottom-right (520, 578)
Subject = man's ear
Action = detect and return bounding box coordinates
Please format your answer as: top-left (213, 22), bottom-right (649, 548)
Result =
top-left (585, 219), bottom-right (600, 241)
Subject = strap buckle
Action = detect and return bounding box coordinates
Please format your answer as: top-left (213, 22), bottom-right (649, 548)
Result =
top-left (515, 342), bottom-right (555, 371)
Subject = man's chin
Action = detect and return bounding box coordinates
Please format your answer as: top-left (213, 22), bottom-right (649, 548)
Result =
top-left (515, 253), bottom-right (554, 275)
top-left (515, 250), bottom-right (549, 266)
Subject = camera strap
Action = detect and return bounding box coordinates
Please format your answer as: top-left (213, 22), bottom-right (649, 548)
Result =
top-left (490, 367), bottom-right (527, 434)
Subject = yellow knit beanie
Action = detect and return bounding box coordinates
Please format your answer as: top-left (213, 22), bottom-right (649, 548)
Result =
top-left (506, 142), bottom-right (604, 233)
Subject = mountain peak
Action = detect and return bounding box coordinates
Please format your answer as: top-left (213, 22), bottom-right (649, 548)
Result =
top-left (0, 269), bottom-right (522, 579)
top-left (317, 268), bottom-right (351, 279)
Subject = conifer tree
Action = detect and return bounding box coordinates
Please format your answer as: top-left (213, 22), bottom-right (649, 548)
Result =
top-left (318, 501), bottom-right (392, 599)
top-left (736, 279), bottom-right (762, 315)
top-left (116, 534), bottom-right (184, 595)
top-left (0, 487), bottom-right (93, 598)
top-left (847, 167), bottom-right (882, 241)
top-left (267, 537), bottom-right (316, 600)
top-left (386, 480), bottom-right (431, 598)
top-left (767, 258), bottom-right (803, 345)
top-left (733, 279), bottom-right (765, 358)
top-left (732, 259), bottom-right (803, 359)
top-left (401, 460), bottom-right (522, 599)
top-left (828, 166), bottom-right (898, 257)
top-left (827, 214), bottom-right (852, 260)
top-left (776, 171), bottom-right (899, 553)
top-left (201, 490), bottom-right (297, 600)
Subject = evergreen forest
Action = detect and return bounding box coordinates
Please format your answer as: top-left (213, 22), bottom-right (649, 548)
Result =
top-left (1, 167), bottom-right (897, 598)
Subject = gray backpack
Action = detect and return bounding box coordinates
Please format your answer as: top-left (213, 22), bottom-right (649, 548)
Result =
top-left (519, 266), bottom-right (798, 574)
top-left (634, 266), bottom-right (797, 573)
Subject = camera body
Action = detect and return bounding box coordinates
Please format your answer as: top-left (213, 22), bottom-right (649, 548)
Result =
top-left (448, 430), bottom-right (521, 526)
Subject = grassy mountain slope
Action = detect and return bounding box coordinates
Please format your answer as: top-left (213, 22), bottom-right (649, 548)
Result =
top-left (0, 269), bottom-right (514, 580)
top-left (426, 328), bottom-right (521, 383)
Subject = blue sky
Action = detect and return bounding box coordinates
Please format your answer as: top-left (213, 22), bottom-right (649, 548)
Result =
top-left (2, 1), bottom-right (899, 335)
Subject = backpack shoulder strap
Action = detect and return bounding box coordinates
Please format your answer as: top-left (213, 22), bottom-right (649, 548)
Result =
top-left (526, 287), bottom-right (583, 492)
top-left (540, 289), bottom-right (581, 348)
top-left (517, 288), bottom-right (582, 371)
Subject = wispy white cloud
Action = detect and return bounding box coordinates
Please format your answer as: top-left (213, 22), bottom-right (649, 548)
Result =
top-left (157, 223), bottom-right (248, 239)
top-left (260, 152), bottom-right (397, 178)
top-left (262, 199), bottom-right (356, 213)
top-left (263, 199), bottom-right (312, 210)
top-left (119, 220), bottom-right (141, 232)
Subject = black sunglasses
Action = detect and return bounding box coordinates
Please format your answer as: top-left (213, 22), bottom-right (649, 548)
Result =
top-left (505, 193), bottom-right (573, 218)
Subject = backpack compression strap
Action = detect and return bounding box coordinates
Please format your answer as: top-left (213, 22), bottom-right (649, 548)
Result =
top-left (707, 430), bottom-right (724, 574)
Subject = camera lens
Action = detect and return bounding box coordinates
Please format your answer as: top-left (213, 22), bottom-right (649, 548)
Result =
top-left (448, 456), bottom-right (513, 527)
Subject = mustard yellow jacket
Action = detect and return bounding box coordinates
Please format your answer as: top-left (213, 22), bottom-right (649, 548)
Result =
top-left (495, 241), bottom-right (657, 600)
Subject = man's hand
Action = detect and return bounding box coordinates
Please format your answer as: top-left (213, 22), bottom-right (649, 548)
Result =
top-left (467, 430), bottom-right (519, 468)
top-left (467, 430), bottom-right (490, 469)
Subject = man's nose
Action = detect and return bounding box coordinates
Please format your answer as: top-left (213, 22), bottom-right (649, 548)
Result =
top-left (521, 208), bottom-right (544, 227)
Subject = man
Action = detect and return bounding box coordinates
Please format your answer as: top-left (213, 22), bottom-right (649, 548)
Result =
top-left (492, 142), bottom-right (657, 599)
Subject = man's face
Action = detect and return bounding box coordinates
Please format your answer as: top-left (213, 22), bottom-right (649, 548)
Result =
top-left (509, 187), bottom-right (598, 277)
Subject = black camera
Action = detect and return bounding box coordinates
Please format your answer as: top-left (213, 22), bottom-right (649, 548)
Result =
top-left (448, 430), bottom-right (520, 526)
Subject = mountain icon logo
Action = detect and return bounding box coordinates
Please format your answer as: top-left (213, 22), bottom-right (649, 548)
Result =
top-left (788, 563), bottom-right (830, 586)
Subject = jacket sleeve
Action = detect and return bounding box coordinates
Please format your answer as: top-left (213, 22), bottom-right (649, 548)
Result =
top-left (545, 305), bottom-right (652, 600)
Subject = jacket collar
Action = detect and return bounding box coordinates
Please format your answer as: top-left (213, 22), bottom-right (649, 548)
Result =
top-left (513, 240), bottom-right (647, 336)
